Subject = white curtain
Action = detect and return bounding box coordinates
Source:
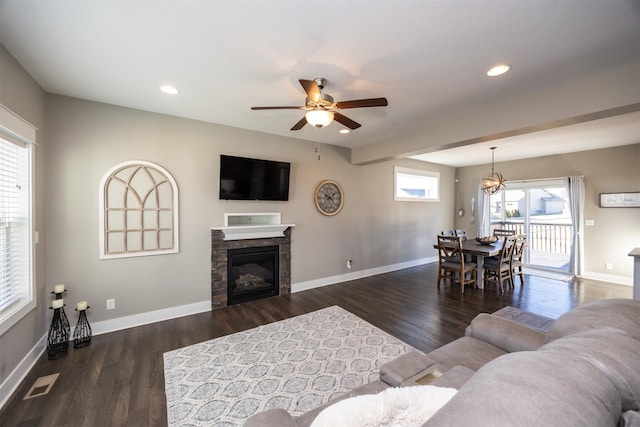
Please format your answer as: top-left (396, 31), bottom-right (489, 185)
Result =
top-left (476, 184), bottom-right (491, 237)
top-left (566, 176), bottom-right (585, 277)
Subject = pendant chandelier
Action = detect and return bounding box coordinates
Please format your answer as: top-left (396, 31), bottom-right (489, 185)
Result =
top-left (481, 147), bottom-right (506, 195)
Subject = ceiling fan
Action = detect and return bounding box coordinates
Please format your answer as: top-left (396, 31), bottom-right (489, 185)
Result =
top-left (251, 78), bottom-right (388, 131)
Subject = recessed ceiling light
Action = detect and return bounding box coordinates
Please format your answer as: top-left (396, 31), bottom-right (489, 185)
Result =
top-left (486, 64), bottom-right (511, 77)
top-left (339, 129), bottom-right (350, 134)
top-left (160, 85), bottom-right (179, 95)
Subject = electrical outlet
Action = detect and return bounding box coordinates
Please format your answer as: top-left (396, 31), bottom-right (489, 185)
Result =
top-left (605, 263), bottom-right (613, 271)
top-left (347, 260), bottom-right (353, 270)
top-left (106, 299), bottom-right (115, 310)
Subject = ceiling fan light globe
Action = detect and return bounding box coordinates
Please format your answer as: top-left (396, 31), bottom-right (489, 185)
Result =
top-left (305, 110), bottom-right (334, 128)
top-left (487, 64), bottom-right (511, 77)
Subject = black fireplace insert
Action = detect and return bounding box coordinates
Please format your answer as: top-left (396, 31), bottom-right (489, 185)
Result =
top-left (227, 245), bottom-right (279, 305)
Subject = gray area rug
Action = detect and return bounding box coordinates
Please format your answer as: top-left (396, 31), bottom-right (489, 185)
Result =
top-left (163, 305), bottom-right (416, 426)
top-left (492, 306), bottom-right (556, 333)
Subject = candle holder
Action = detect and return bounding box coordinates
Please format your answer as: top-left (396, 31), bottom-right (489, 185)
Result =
top-left (73, 306), bottom-right (92, 349)
top-left (47, 303), bottom-right (70, 359)
top-left (51, 289), bottom-right (67, 299)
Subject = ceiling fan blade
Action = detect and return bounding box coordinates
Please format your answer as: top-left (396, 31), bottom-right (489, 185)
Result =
top-left (333, 112), bottom-right (361, 129)
top-left (290, 116), bottom-right (307, 130)
top-left (299, 79), bottom-right (322, 103)
top-left (336, 97), bottom-right (388, 109)
top-left (251, 106), bottom-right (306, 110)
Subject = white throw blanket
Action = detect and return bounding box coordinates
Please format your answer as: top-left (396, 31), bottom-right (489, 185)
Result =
top-left (310, 385), bottom-right (457, 427)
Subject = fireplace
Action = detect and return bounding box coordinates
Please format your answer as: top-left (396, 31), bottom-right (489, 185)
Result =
top-left (211, 219), bottom-right (292, 309)
top-left (227, 245), bottom-right (279, 305)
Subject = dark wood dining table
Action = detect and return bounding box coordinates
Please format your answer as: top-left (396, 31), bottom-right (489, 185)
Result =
top-left (434, 238), bottom-right (504, 289)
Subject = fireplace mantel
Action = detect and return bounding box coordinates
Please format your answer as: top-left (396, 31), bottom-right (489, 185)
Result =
top-left (211, 212), bottom-right (295, 241)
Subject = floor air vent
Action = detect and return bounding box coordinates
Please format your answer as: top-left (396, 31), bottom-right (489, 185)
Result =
top-left (23, 373), bottom-right (60, 400)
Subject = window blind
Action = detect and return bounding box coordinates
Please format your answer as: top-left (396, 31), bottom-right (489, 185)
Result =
top-left (0, 136), bottom-right (29, 311)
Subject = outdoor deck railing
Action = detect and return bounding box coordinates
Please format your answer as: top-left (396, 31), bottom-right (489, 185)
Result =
top-left (492, 222), bottom-right (573, 254)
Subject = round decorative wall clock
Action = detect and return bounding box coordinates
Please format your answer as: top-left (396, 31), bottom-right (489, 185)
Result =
top-left (314, 180), bottom-right (344, 216)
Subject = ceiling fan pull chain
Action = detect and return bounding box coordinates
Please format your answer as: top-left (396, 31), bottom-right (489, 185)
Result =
top-left (315, 136), bottom-right (320, 160)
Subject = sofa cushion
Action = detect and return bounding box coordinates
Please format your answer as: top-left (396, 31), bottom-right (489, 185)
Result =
top-left (426, 365), bottom-right (475, 389)
top-left (545, 299), bottom-right (640, 343)
top-left (426, 336), bottom-right (507, 371)
top-left (541, 329), bottom-right (640, 411)
top-left (424, 349), bottom-right (622, 427)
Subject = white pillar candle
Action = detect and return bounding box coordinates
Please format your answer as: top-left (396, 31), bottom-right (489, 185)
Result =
top-left (52, 299), bottom-right (64, 309)
top-left (54, 284), bottom-right (65, 294)
top-left (77, 301), bottom-right (88, 311)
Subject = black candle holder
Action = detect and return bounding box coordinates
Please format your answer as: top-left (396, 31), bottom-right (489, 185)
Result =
top-left (47, 303), bottom-right (70, 359)
top-left (73, 307), bottom-right (92, 348)
top-left (52, 289), bottom-right (66, 299)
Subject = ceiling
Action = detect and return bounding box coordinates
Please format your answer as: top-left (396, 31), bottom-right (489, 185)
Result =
top-left (1, 0), bottom-right (639, 166)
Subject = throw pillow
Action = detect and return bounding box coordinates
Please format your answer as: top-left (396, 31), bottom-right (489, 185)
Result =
top-left (310, 385), bottom-right (457, 427)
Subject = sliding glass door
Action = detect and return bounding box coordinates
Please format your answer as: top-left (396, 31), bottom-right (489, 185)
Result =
top-left (489, 179), bottom-right (572, 272)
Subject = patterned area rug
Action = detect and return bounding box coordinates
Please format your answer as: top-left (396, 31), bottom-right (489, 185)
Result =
top-left (163, 306), bottom-right (415, 426)
top-left (492, 306), bottom-right (556, 333)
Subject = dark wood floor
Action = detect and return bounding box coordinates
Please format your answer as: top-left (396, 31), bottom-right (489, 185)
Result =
top-left (1, 263), bottom-right (632, 426)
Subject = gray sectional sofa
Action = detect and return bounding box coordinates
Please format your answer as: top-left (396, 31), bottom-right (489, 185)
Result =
top-left (244, 298), bottom-right (640, 426)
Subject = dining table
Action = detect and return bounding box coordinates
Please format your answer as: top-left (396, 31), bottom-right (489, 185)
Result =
top-left (434, 238), bottom-right (504, 289)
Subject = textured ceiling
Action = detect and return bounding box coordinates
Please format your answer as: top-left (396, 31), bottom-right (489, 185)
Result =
top-left (1, 0), bottom-right (638, 165)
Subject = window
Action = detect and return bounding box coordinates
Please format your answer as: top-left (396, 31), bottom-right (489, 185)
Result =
top-left (99, 160), bottom-right (179, 259)
top-left (0, 105), bottom-right (36, 336)
top-left (394, 166), bottom-right (440, 202)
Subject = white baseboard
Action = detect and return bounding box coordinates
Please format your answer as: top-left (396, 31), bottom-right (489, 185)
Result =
top-left (0, 334), bottom-right (46, 410)
top-left (89, 300), bottom-right (212, 336)
top-left (292, 257), bottom-right (436, 293)
top-left (582, 271), bottom-right (632, 286)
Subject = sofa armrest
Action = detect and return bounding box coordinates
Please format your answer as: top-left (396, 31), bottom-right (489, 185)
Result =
top-left (243, 408), bottom-right (298, 427)
top-left (379, 350), bottom-right (434, 386)
top-left (465, 313), bottom-right (545, 353)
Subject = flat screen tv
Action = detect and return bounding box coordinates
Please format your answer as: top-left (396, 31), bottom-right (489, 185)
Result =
top-left (219, 155), bottom-right (291, 201)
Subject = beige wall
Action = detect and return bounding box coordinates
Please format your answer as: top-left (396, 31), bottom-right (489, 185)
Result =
top-left (44, 95), bottom-right (454, 323)
top-left (453, 144), bottom-right (640, 281)
top-left (0, 45), bottom-right (47, 388)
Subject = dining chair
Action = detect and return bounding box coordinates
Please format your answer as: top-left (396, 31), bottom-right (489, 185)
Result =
top-left (483, 235), bottom-right (516, 292)
top-left (455, 229), bottom-right (476, 262)
top-left (440, 230), bottom-right (455, 236)
top-left (493, 229), bottom-right (516, 237)
top-left (454, 229), bottom-right (468, 240)
top-left (436, 235), bottom-right (477, 293)
top-left (511, 234), bottom-right (528, 285)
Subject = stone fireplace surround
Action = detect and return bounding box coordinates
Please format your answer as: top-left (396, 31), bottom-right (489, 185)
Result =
top-left (211, 228), bottom-right (291, 309)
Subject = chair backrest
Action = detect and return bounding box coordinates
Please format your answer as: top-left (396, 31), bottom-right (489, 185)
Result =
top-left (497, 235), bottom-right (517, 265)
top-left (512, 234), bottom-right (527, 262)
top-left (437, 235), bottom-right (463, 262)
top-left (454, 229), bottom-right (468, 240)
top-left (493, 229), bottom-right (516, 237)
top-left (441, 230), bottom-right (455, 236)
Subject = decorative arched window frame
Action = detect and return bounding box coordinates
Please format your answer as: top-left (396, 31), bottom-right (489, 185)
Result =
top-left (99, 160), bottom-right (179, 259)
